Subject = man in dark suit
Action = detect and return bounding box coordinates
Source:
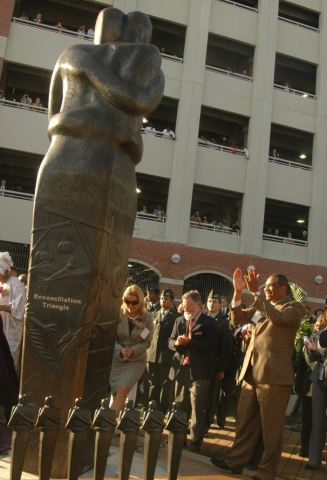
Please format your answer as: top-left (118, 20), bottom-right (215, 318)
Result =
top-left (145, 283), bottom-right (160, 313)
top-left (216, 321), bottom-right (243, 429)
top-left (169, 290), bottom-right (218, 450)
top-left (220, 296), bottom-right (230, 318)
top-left (204, 290), bottom-right (232, 433)
top-left (210, 269), bottom-right (303, 480)
top-left (147, 288), bottom-right (179, 414)
top-left (294, 345), bottom-right (314, 457)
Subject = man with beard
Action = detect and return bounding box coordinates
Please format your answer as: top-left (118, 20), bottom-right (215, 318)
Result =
top-left (169, 290), bottom-right (217, 451)
top-left (210, 269), bottom-right (303, 480)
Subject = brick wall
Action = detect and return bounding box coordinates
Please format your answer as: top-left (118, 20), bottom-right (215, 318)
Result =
top-left (0, 0), bottom-right (16, 78)
top-left (130, 237), bottom-right (327, 310)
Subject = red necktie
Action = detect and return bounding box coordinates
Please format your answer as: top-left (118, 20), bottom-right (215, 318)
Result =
top-left (183, 319), bottom-right (193, 366)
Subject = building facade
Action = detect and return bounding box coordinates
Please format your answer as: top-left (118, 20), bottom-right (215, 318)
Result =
top-left (0, 0), bottom-right (327, 308)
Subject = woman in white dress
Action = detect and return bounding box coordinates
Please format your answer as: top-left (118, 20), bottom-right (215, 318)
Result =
top-left (110, 284), bottom-right (153, 417)
top-left (0, 252), bottom-right (26, 373)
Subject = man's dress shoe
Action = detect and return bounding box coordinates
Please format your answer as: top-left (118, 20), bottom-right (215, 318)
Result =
top-left (210, 458), bottom-right (243, 474)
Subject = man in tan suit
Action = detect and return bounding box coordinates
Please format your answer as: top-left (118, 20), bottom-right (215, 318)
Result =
top-left (210, 268), bottom-right (303, 480)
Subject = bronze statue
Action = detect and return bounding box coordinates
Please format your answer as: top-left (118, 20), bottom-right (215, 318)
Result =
top-left (66, 398), bottom-right (92, 480)
top-left (20, 6), bottom-right (164, 476)
top-left (92, 398), bottom-right (117, 480)
top-left (7, 395), bottom-right (36, 480)
top-left (141, 400), bottom-right (165, 480)
top-left (117, 399), bottom-right (141, 480)
top-left (166, 402), bottom-right (188, 480)
top-left (35, 396), bottom-right (62, 480)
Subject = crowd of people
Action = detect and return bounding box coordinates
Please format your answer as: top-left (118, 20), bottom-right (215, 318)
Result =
top-left (2, 250), bottom-right (327, 478)
top-left (198, 135), bottom-right (245, 153)
top-left (19, 13), bottom-right (95, 36)
top-left (265, 228), bottom-right (308, 244)
top-left (142, 122), bottom-right (176, 139)
top-left (190, 212), bottom-right (241, 233)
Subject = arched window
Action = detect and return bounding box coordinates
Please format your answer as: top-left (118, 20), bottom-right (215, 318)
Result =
top-left (183, 272), bottom-right (234, 303)
top-left (126, 261), bottom-right (160, 295)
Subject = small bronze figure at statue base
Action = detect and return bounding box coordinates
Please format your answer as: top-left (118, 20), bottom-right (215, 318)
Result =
top-left (66, 398), bottom-right (92, 480)
top-left (166, 402), bottom-right (188, 480)
top-left (35, 396), bottom-right (62, 480)
top-left (92, 398), bottom-right (117, 480)
top-left (141, 400), bottom-right (165, 480)
top-left (8, 395), bottom-right (36, 480)
top-left (117, 399), bottom-right (141, 480)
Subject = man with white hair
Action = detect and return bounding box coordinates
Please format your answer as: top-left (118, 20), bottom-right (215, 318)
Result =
top-left (0, 252), bottom-right (26, 372)
top-left (169, 290), bottom-right (218, 450)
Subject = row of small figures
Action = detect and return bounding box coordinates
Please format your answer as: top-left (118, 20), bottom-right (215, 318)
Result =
top-left (0, 395), bottom-right (188, 480)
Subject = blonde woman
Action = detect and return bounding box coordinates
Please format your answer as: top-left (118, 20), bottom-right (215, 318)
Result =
top-left (110, 285), bottom-right (154, 417)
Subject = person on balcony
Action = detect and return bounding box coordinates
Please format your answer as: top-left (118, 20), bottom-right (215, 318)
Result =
top-left (0, 90), bottom-right (5, 100)
top-left (153, 204), bottom-right (166, 219)
top-left (285, 233), bottom-right (294, 245)
top-left (77, 26), bottom-right (86, 35)
top-left (144, 121), bottom-right (156, 135)
top-left (163, 127), bottom-right (175, 139)
top-left (302, 231), bottom-right (308, 242)
top-left (271, 149), bottom-right (280, 158)
top-left (21, 93), bottom-right (32, 106)
top-left (33, 13), bottom-right (43, 24)
top-left (32, 97), bottom-right (43, 110)
top-left (190, 211), bottom-right (201, 228)
top-left (0, 179), bottom-right (6, 193)
top-left (139, 206), bottom-right (149, 219)
top-left (54, 22), bottom-right (66, 30)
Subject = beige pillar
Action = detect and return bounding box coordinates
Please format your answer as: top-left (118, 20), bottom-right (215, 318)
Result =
top-left (308, 0), bottom-right (327, 267)
top-left (239, 0), bottom-right (279, 255)
top-left (165, 0), bottom-right (212, 244)
top-left (113, 0), bottom-right (137, 13)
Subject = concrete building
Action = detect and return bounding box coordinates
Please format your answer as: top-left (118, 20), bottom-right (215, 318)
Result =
top-left (0, 0), bottom-right (327, 309)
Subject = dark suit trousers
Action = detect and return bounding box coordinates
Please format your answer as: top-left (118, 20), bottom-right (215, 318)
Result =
top-left (308, 381), bottom-right (327, 468)
top-left (225, 367), bottom-right (291, 480)
top-left (147, 362), bottom-right (173, 414)
top-left (204, 377), bottom-right (221, 431)
top-left (217, 371), bottom-right (237, 427)
top-left (175, 365), bottom-right (211, 445)
top-left (301, 395), bottom-right (312, 454)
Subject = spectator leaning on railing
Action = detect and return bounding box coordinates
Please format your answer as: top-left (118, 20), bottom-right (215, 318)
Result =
top-left (21, 93), bottom-right (32, 106)
top-left (33, 13), bottom-right (42, 23)
top-left (190, 211), bottom-right (201, 228)
top-left (163, 127), bottom-right (175, 139)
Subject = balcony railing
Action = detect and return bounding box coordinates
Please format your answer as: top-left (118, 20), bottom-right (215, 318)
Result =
top-left (268, 156), bottom-right (312, 172)
top-left (190, 221), bottom-right (241, 234)
top-left (198, 140), bottom-right (246, 156)
top-left (0, 189), bottom-right (35, 201)
top-left (161, 53), bottom-right (183, 64)
top-left (215, 0), bottom-right (258, 13)
top-left (263, 233), bottom-right (308, 247)
top-left (136, 212), bottom-right (166, 223)
top-left (12, 17), bottom-right (94, 40)
top-left (0, 98), bottom-right (48, 114)
top-left (205, 65), bottom-right (253, 82)
top-left (273, 84), bottom-right (316, 100)
top-left (278, 16), bottom-right (319, 33)
top-left (141, 127), bottom-right (175, 140)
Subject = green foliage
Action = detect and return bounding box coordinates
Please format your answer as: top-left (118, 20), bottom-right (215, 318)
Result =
top-left (288, 283), bottom-right (312, 367)
top-left (288, 283), bottom-right (306, 305)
